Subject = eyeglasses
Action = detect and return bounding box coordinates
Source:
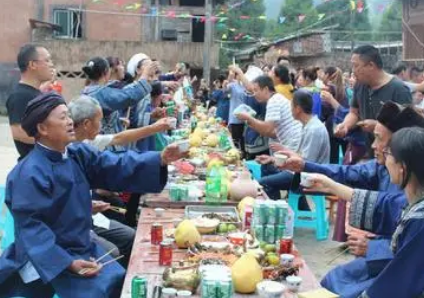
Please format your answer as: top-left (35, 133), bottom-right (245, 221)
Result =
top-left (382, 148), bottom-right (392, 159)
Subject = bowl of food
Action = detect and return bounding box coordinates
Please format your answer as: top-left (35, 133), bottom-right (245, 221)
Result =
top-left (256, 280), bottom-right (286, 298)
top-left (192, 217), bottom-right (220, 234)
top-left (228, 232), bottom-right (247, 246)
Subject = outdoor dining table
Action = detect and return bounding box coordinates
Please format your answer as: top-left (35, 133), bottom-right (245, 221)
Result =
top-left (120, 208), bottom-right (321, 298)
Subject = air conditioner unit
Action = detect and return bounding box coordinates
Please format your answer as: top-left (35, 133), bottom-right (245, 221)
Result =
top-left (161, 29), bottom-right (178, 41)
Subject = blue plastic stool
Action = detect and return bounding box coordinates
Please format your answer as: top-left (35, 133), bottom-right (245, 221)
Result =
top-left (288, 192), bottom-right (329, 241)
top-left (0, 185), bottom-right (14, 250)
top-left (244, 160), bottom-right (262, 181)
top-left (338, 145), bottom-right (344, 165)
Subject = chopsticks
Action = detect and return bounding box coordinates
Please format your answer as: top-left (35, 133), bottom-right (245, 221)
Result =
top-left (79, 255), bottom-right (125, 275)
top-left (78, 247), bottom-right (117, 275)
top-left (327, 246), bottom-right (350, 265)
top-left (109, 206), bottom-right (127, 214)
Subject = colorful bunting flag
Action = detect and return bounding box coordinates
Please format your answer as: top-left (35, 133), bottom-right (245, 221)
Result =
top-left (318, 13), bottom-right (325, 21)
top-left (240, 15), bottom-right (250, 20)
top-left (222, 34), bottom-right (228, 40)
top-left (279, 16), bottom-right (286, 24)
top-left (298, 14), bottom-right (306, 23)
top-left (357, 0), bottom-right (364, 13)
top-left (350, 0), bottom-right (356, 11)
top-left (258, 15), bottom-right (267, 20)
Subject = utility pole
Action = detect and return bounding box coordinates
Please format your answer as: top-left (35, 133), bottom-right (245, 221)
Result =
top-left (203, 0), bottom-right (212, 85)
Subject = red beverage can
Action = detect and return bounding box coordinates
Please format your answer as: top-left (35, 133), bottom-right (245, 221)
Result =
top-left (151, 223), bottom-right (163, 245)
top-left (243, 205), bottom-right (253, 230)
top-left (279, 236), bottom-right (293, 254)
top-left (159, 241), bottom-right (173, 266)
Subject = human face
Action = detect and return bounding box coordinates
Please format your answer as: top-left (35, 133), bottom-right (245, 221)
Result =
top-left (83, 108), bottom-right (103, 140)
top-left (350, 54), bottom-right (373, 84)
top-left (269, 67), bottom-right (278, 84)
top-left (296, 73), bottom-right (306, 87)
top-left (349, 74), bottom-right (357, 88)
top-left (291, 101), bottom-right (301, 121)
top-left (384, 148), bottom-right (404, 185)
top-left (37, 105), bottom-right (75, 150)
top-left (116, 61), bottom-right (125, 81)
top-left (31, 47), bottom-right (54, 83)
top-left (252, 83), bottom-right (269, 103)
top-left (371, 122), bottom-right (392, 165)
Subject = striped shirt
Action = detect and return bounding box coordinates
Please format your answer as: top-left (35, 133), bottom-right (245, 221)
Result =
top-left (265, 93), bottom-right (302, 151)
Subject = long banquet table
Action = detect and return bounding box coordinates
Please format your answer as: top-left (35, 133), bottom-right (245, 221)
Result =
top-left (120, 208), bottom-right (321, 298)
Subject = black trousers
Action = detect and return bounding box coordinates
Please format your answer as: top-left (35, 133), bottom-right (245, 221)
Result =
top-left (229, 123), bottom-right (245, 154)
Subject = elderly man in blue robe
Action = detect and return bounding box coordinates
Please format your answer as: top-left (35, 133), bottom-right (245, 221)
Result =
top-left (0, 92), bottom-right (185, 298)
top-left (277, 102), bottom-right (424, 298)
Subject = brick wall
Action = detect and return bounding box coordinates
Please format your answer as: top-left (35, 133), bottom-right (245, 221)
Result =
top-left (0, 0), bottom-right (36, 63)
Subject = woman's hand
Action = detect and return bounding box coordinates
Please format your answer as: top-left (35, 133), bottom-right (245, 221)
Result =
top-left (304, 174), bottom-right (355, 201)
top-left (302, 173), bottom-right (339, 194)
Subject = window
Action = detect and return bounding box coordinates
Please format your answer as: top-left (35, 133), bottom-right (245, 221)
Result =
top-left (53, 9), bottom-right (82, 38)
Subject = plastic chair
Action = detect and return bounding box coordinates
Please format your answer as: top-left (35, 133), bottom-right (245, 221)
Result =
top-left (288, 191), bottom-right (329, 241)
top-left (244, 160), bottom-right (262, 181)
top-left (0, 185), bottom-right (14, 250)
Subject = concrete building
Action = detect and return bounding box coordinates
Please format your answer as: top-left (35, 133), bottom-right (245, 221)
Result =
top-left (402, 0), bottom-right (424, 61)
top-left (0, 0), bottom-right (221, 112)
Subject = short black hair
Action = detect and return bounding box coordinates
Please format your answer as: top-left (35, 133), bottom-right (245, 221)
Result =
top-left (150, 81), bottom-right (163, 97)
top-left (252, 75), bottom-right (275, 92)
top-left (292, 90), bottom-right (313, 114)
top-left (410, 66), bottom-right (423, 76)
top-left (273, 65), bottom-right (290, 84)
top-left (82, 57), bottom-right (110, 81)
top-left (17, 44), bottom-right (42, 72)
top-left (391, 63), bottom-right (408, 75)
top-left (353, 45), bottom-right (383, 69)
top-left (106, 56), bottom-right (122, 70)
top-left (390, 127), bottom-right (424, 189)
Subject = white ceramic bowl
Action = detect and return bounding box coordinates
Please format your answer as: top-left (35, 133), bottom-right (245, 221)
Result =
top-left (274, 153), bottom-right (288, 167)
top-left (177, 290), bottom-right (192, 297)
top-left (154, 208), bottom-right (165, 217)
top-left (286, 275), bottom-right (302, 292)
top-left (300, 172), bottom-right (314, 188)
top-left (256, 280), bottom-right (286, 298)
top-left (177, 140), bottom-right (190, 153)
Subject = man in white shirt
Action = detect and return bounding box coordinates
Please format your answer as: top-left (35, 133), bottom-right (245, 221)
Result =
top-left (255, 90), bottom-right (330, 201)
top-left (235, 75), bottom-right (302, 152)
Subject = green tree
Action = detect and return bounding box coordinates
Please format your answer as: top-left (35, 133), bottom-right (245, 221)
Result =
top-left (278, 0), bottom-right (318, 36)
top-left (375, 1), bottom-right (402, 41)
top-left (214, 0), bottom-right (266, 68)
top-left (316, 0), bottom-right (373, 41)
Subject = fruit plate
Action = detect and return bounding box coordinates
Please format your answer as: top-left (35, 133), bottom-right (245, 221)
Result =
top-left (184, 206), bottom-right (241, 225)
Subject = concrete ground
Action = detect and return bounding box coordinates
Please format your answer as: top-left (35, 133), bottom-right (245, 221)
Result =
top-left (0, 115), bottom-right (353, 279)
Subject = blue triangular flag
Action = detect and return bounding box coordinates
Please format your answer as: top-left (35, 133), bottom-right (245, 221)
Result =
top-left (279, 16), bottom-right (286, 24)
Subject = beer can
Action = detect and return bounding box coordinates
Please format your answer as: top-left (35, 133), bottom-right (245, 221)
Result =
top-left (276, 225), bottom-right (286, 240)
top-left (159, 241), bottom-right (173, 266)
top-left (131, 275), bottom-right (147, 298)
top-left (275, 201), bottom-right (288, 225)
top-left (179, 185), bottom-right (189, 201)
top-left (279, 236), bottom-right (293, 254)
top-left (202, 278), bottom-right (217, 298)
top-left (267, 203), bottom-right (277, 225)
top-left (265, 224), bottom-right (276, 244)
top-left (169, 184), bottom-right (180, 202)
top-left (252, 202), bottom-right (262, 225)
top-left (256, 202), bottom-right (268, 225)
top-left (254, 225), bottom-right (265, 242)
top-left (151, 223), bottom-right (163, 245)
top-left (218, 277), bottom-right (233, 298)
